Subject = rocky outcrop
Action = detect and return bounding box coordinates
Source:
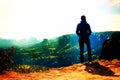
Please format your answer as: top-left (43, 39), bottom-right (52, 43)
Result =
top-left (99, 32), bottom-right (120, 60)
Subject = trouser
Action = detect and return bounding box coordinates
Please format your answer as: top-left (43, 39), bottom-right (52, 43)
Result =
top-left (79, 37), bottom-right (91, 63)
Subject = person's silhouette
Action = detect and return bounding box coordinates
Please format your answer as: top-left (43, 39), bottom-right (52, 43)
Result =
top-left (76, 15), bottom-right (92, 63)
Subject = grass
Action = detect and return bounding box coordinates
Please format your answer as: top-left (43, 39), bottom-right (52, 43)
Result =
top-left (9, 64), bottom-right (49, 73)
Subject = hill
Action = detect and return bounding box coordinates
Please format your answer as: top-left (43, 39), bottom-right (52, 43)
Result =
top-left (0, 37), bottom-right (39, 48)
top-left (0, 31), bottom-right (120, 68)
top-left (13, 31), bottom-right (117, 67)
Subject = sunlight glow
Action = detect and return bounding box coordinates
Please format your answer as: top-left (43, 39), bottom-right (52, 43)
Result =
top-left (0, 0), bottom-right (120, 39)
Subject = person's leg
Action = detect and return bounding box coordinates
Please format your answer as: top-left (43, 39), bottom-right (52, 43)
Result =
top-left (86, 38), bottom-right (92, 62)
top-left (79, 38), bottom-right (84, 63)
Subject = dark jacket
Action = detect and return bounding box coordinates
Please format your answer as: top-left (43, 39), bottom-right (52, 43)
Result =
top-left (76, 21), bottom-right (92, 38)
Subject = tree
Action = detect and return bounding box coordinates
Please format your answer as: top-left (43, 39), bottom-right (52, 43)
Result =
top-left (0, 46), bottom-right (15, 73)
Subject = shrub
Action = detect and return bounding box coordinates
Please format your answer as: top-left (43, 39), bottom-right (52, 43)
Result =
top-left (0, 46), bottom-right (14, 72)
top-left (10, 64), bottom-right (49, 73)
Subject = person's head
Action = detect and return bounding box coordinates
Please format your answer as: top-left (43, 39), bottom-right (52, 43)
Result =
top-left (81, 15), bottom-right (86, 21)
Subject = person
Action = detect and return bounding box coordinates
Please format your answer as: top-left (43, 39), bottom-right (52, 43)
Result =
top-left (76, 15), bottom-right (92, 63)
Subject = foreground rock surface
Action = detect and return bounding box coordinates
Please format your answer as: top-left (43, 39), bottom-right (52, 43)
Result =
top-left (0, 59), bottom-right (120, 80)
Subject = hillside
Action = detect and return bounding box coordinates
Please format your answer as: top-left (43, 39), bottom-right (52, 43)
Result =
top-left (12, 31), bottom-right (117, 67)
top-left (0, 31), bottom-right (119, 68)
top-left (0, 59), bottom-right (120, 80)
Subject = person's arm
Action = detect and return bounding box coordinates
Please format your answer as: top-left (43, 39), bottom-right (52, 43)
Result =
top-left (88, 24), bottom-right (92, 35)
top-left (76, 24), bottom-right (80, 36)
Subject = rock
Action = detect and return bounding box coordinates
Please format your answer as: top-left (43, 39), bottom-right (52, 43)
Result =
top-left (99, 32), bottom-right (120, 60)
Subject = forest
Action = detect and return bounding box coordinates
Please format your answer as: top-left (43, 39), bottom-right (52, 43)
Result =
top-left (0, 31), bottom-right (119, 73)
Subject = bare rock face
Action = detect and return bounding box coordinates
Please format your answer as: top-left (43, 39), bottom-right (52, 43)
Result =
top-left (99, 32), bottom-right (120, 60)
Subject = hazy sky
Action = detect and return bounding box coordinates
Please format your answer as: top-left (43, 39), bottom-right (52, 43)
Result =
top-left (0, 0), bottom-right (120, 39)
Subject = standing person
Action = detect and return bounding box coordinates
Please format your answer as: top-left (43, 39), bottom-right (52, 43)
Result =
top-left (76, 15), bottom-right (92, 63)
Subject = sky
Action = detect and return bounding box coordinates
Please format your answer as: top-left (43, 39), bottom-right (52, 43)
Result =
top-left (0, 0), bottom-right (120, 40)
